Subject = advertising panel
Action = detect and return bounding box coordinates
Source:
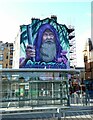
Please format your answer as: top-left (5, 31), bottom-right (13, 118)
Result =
top-left (19, 17), bottom-right (70, 69)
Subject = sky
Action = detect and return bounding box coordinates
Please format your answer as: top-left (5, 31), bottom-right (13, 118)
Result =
top-left (0, 0), bottom-right (91, 67)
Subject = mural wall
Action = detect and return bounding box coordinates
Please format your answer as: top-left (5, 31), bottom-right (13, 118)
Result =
top-left (19, 16), bottom-right (70, 69)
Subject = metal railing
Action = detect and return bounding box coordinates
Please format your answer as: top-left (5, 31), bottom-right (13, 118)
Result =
top-left (1, 106), bottom-right (93, 120)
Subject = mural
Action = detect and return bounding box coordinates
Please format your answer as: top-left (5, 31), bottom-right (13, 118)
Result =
top-left (19, 17), bottom-right (70, 69)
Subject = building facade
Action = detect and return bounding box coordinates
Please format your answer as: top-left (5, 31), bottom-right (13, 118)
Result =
top-left (13, 32), bottom-right (20, 69)
top-left (0, 41), bottom-right (13, 68)
top-left (1, 69), bottom-right (80, 108)
top-left (83, 38), bottom-right (93, 98)
top-left (13, 16), bottom-right (77, 69)
top-left (83, 38), bottom-right (93, 80)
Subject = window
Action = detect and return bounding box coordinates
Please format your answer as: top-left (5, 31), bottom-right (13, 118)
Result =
top-left (9, 60), bottom-right (12, 65)
top-left (10, 51), bottom-right (13, 55)
top-left (6, 64), bottom-right (8, 68)
top-left (0, 47), bottom-right (4, 51)
top-left (6, 55), bottom-right (8, 59)
top-left (0, 54), bottom-right (3, 60)
top-left (0, 64), bottom-right (2, 69)
top-left (6, 53), bottom-right (8, 59)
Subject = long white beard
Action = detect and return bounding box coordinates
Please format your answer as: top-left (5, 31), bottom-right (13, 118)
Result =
top-left (40, 39), bottom-right (56, 62)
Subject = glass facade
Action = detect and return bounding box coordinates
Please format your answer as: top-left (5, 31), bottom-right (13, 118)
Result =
top-left (1, 69), bottom-right (80, 108)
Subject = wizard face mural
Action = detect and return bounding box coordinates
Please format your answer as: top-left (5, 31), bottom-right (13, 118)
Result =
top-left (19, 18), bottom-right (70, 69)
top-left (40, 29), bottom-right (56, 62)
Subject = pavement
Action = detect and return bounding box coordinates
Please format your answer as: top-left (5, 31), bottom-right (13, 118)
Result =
top-left (0, 99), bottom-right (93, 120)
top-left (0, 105), bottom-right (93, 114)
top-left (0, 105), bottom-right (93, 120)
top-left (0, 106), bottom-right (68, 113)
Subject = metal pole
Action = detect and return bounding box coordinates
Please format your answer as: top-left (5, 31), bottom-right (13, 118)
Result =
top-left (57, 108), bottom-right (61, 120)
top-left (52, 82), bottom-right (54, 104)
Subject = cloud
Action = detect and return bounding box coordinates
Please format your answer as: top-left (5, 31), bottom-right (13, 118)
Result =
top-left (76, 30), bottom-right (90, 67)
top-left (0, 11), bottom-right (20, 43)
top-left (86, 12), bottom-right (91, 17)
top-left (0, 0), bottom-right (92, 4)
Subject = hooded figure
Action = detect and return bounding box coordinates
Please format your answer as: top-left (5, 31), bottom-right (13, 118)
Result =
top-left (34, 23), bottom-right (62, 62)
top-left (19, 23), bottom-right (69, 69)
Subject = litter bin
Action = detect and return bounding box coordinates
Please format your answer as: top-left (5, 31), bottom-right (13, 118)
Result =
top-left (19, 97), bottom-right (25, 107)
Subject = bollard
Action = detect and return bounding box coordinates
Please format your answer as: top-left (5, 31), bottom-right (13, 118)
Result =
top-left (57, 108), bottom-right (61, 120)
